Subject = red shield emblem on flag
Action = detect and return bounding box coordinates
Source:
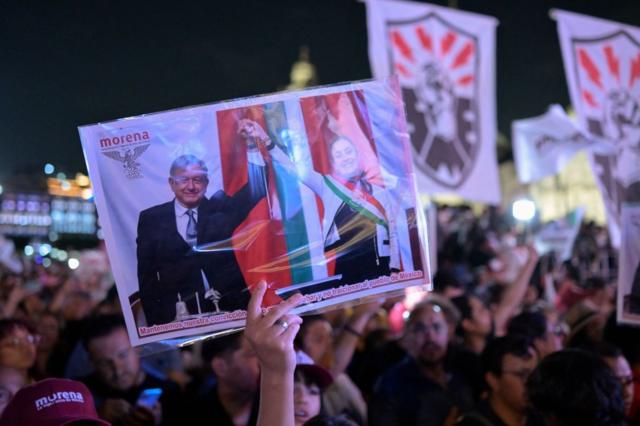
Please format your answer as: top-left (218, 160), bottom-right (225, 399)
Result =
top-left (385, 13), bottom-right (480, 189)
top-left (571, 30), bottom-right (640, 213)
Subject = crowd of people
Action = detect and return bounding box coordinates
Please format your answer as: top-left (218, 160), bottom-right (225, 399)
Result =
top-left (0, 204), bottom-right (638, 425)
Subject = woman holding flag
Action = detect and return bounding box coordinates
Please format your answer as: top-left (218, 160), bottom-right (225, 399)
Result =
top-left (238, 119), bottom-right (400, 286)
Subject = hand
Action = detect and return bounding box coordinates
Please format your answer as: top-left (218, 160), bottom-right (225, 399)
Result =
top-left (99, 398), bottom-right (132, 423)
top-left (237, 119), bottom-right (271, 148)
top-left (245, 281), bottom-right (303, 375)
top-left (123, 404), bottom-right (161, 426)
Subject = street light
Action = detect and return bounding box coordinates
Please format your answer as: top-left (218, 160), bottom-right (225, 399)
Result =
top-left (512, 198), bottom-right (536, 222)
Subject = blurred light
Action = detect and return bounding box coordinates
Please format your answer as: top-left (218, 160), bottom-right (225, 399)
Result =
top-left (56, 172), bottom-right (66, 180)
top-left (49, 232), bottom-right (59, 242)
top-left (76, 174), bottom-right (90, 187)
top-left (0, 184), bottom-right (3, 195)
top-left (81, 188), bottom-right (93, 200)
top-left (61, 181), bottom-right (71, 191)
top-left (24, 245), bottom-right (34, 256)
top-left (512, 199), bottom-right (536, 222)
top-left (97, 228), bottom-right (104, 240)
top-left (58, 250), bottom-right (68, 261)
top-left (44, 163), bottom-right (55, 175)
top-left (42, 258), bottom-right (52, 268)
top-left (38, 244), bottom-right (52, 256)
top-left (35, 255), bottom-right (43, 265)
top-left (402, 310), bottom-right (410, 321)
top-left (68, 258), bottom-right (80, 270)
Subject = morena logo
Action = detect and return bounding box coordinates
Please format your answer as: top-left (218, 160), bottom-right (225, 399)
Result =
top-left (99, 131), bottom-right (151, 149)
top-left (34, 391), bottom-right (84, 411)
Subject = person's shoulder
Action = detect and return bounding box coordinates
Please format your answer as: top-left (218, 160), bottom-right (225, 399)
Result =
top-left (456, 401), bottom-right (506, 426)
top-left (376, 356), bottom-right (417, 388)
top-left (139, 201), bottom-right (174, 220)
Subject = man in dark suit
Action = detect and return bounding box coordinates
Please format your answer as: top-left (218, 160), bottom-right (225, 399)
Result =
top-left (136, 154), bottom-right (265, 326)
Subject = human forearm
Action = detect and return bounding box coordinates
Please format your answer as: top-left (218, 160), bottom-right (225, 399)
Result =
top-left (494, 247), bottom-right (539, 332)
top-left (257, 370), bottom-right (295, 426)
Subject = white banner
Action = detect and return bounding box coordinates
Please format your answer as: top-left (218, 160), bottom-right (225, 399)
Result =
top-left (366, 0), bottom-right (500, 204)
top-left (533, 206), bottom-right (585, 263)
top-left (555, 10), bottom-right (640, 247)
top-left (512, 105), bottom-right (603, 183)
top-left (617, 204), bottom-right (640, 326)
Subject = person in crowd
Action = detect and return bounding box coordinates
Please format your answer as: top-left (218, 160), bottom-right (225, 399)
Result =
top-left (594, 343), bottom-right (636, 420)
top-left (193, 331), bottom-right (260, 426)
top-left (295, 314), bottom-right (367, 424)
top-left (603, 313), bottom-right (640, 424)
top-left (0, 378), bottom-right (109, 426)
top-left (446, 245), bottom-right (538, 355)
top-left (293, 351), bottom-right (335, 426)
top-left (526, 349), bottom-right (626, 426)
top-left (33, 311), bottom-right (60, 379)
top-left (0, 319), bottom-right (38, 384)
top-left (0, 366), bottom-right (26, 417)
top-left (457, 335), bottom-right (538, 426)
top-left (369, 299), bottom-right (480, 426)
top-left (506, 311), bottom-right (563, 359)
top-left (80, 314), bottom-right (182, 426)
top-left (450, 293), bottom-right (493, 354)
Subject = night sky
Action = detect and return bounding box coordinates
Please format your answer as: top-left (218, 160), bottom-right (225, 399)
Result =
top-left (1, 0), bottom-right (638, 182)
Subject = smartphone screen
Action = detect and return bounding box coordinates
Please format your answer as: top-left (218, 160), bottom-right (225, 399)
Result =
top-left (136, 388), bottom-right (163, 408)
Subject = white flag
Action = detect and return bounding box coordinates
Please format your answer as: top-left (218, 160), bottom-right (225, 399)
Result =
top-left (533, 206), bottom-right (585, 263)
top-left (366, 0), bottom-right (500, 204)
top-left (555, 10), bottom-right (640, 247)
top-left (512, 105), bottom-right (603, 183)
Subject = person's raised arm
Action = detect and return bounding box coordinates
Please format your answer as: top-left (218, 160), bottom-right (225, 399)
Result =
top-left (493, 245), bottom-right (539, 336)
top-left (244, 281), bottom-right (303, 426)
top-left (331, 299), bottom-right (383, 377)
top-left (237, 119), bottom-right (325, 196)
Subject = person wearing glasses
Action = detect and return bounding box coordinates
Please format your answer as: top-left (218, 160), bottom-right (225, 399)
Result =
top-left (136, 151), bottom-right (266, 326)
top-left (369, 300), bottom-right (480, 426)
top-left (457, 335), bottom-right (538, 426)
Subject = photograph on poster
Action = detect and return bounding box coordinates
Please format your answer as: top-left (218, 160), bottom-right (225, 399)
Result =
top-left (79, 77), bottom-right (430, 345)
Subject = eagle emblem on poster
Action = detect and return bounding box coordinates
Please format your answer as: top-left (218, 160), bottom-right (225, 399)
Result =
top-left (386, 13), bottom-right (480, 189)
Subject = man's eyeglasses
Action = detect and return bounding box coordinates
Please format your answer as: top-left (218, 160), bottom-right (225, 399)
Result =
top-left (408, 322), bottom-right (445, 336)
top-left (0, 334), bottom-right (40, 348)
top-left (617, 374), bottom-right (636, 387)
top-left (171, 176), bottom-right (208, 186)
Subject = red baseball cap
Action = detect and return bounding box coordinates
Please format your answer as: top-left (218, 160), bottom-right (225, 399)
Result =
top-left (0, 378), bottom-right (109, 426)
top-left (295, 351), bottom-right (334, 390)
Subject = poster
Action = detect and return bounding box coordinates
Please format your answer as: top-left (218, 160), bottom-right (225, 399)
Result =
top-left (618, 204), bottom-right (640, 325)
top-left (366, 0), bottom-right (500, 204)
top-left (556, 10), bottom-right (640, 248)
top-left (79, 77), bottom-right (431, 345)
top-left (533, 206), bottom-right (585, 263)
